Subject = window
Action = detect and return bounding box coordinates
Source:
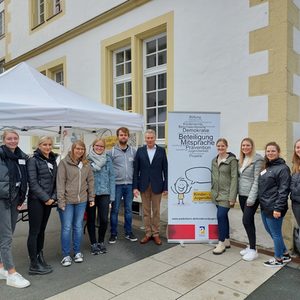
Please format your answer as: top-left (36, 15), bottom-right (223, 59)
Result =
top-left (0, 60), bottom-right (5, 74)
top-left (38, 59), bottom-right (65, 86)
top-left (144, 34), bottom-right (167, 140)
top-left (31, 0), bottom-right (63, 29)
top-left (113, 47), bottom-right (132, 112)
top-left (53, 68), bottom-right (64, 85)
top-left (0, 10), bottom-right (4, 37)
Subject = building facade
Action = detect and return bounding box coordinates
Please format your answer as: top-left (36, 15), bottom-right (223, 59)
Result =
top-left (1, 0), bottom-right (300, 246)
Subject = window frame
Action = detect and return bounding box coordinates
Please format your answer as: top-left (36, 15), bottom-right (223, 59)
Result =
top-left (0, 10), bottom-right (4, 38)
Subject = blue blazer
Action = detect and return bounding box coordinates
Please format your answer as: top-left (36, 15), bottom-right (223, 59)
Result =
top-left (133, 145), bottom-right (168, 194)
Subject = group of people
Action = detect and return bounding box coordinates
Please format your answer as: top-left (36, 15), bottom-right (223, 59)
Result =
top-left (211, 137), bottom-right (300, 267)
top-left (0, 127), bottom-right (168, 289)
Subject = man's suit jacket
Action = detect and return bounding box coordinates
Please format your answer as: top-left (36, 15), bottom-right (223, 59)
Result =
top-left (133, 145), bottom-right (168, 194)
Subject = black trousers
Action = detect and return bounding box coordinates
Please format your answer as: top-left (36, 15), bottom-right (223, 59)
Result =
top-left (27, 199), bottom-right (52, 260)
top-left (86, 195), bottom-right (110, 244)
top-left (239, 195), bottom-right (259, 250)
top-left (292, 203), bottom-right (300, 227)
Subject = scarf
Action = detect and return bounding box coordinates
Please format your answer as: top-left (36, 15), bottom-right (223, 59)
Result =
top-left (1, 145), bottom-right (28, 206)
top-left (88, 149), bottom-right (107, 171)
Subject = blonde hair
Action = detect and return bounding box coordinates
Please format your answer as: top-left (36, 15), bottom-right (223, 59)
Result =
top-left (92, 138), bottom-right (106, 148)
top-left (3, 130), bottom-right (19, 140)
top-left (36, 136), bottom-right (53, 149)
top-left (292, 139), bottom-right (300, 174)
top-left (239, 137), bottom-right (255, 168)
top-left (70, 140), bottom-right (88, 165)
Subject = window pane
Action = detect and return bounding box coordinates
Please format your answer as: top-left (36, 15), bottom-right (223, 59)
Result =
top-left (116, 83), bottom-right (124, 97)
top-left (146, 40), bottom-right (156, 54)
top-left (116, 52), bottom-right (124, 64)
top-left (158, 107), bottom-right (166, 122)
top-left (158, 124), bottom-right (165, 139)
top-left (146, 54), bottom-right (156, 68)
top-left (125, 49), bottom-right (131, 61)
top-left (158, 90), bottom-right (166, 106)
top-left (125, 81), bottom-right (132, 96)
top-left (147, 108), bottom-right (156, 123)
top-left (158, 73), bottom-right (166, 89)
top-left (158, 36), bottom-right (167, 51)
top-left (146, 92), bottom-right (156, 108)
top-left (116, 98), bottom-right (124, 110)
top-left (125, 62), bottom-right (131, 74)
top-left (126, 97), bottom-right (132, 111)
top-left (146, 76), bottom-right (156, 91)
top-left (158, 51), bottom-right (167, 65)
top-left (116, 64), bottom-right (124, 77)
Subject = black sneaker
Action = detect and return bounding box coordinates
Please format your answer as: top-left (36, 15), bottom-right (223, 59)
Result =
top-left (282, 253), bottom-right (292, 263)
top-left (108, 235), bottom-right (117, 244)
top-left (263, 257), bottom-right (283, 267)
top-left (125, 233), bottom-right (138, 242)
top-left (91, 243), bottom-right (100, 255)
top-left (98, 242), bottom-right (107, 254)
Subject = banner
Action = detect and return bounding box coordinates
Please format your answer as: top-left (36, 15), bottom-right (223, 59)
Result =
top-left (168, 112), bottom-right (220, 243)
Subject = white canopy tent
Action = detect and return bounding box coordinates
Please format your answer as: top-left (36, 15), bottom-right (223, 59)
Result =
top-left (0, 62), bottom-right (144, 135)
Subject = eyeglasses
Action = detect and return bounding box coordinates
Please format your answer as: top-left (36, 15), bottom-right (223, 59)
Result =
top-left (94, 145), bottom-right (105, 148)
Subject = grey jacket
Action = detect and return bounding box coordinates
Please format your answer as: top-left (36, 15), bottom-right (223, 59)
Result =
top-left (108, 144), bottom-right (136, 185)
top-left (238, 153), bottom-right (264, 206)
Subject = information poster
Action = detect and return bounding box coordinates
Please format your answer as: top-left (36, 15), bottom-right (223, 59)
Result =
top-left (168, 112), bottom-right (220, 243)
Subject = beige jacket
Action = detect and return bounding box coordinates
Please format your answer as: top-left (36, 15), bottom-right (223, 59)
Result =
top-left (57, 154), bottom-right (94, 209)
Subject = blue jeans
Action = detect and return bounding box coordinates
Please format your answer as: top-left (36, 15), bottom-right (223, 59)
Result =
top-left (216, 205), bottom-right (230, 242)
top-left (261, 211), bottom-right (287, 259)
top-left (59, 202), bottom-right (86, 257)
top-left (110, 184), bottom-right (133, 236)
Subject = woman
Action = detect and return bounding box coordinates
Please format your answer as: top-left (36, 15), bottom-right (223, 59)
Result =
top-left (258, 142), bottom-right (291, 267)
top-left (87, 138), bottom-right (115, 254)
top-left (238, 138), bottom-right (264, 261)
top-left (0, 130), bottom-right (30, 288)
top-left (57, 140), bottom-right (94, 267)
top-left (211, 138), bottom-right (238, 255)
top-left (27, 136), bottom-right (57, 275)
top-left (291, 139), bottom-right (300, 227)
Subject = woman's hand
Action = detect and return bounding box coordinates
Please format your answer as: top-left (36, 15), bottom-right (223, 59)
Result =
top-left (45, 199), bottom-right (55, 206)
top-left (273, 210), bottom-right (281, 219)
top-left (89, 201), bottom-right (95, 207)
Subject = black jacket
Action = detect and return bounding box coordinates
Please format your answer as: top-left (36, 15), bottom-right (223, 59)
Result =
top-left (0, 146), bottom-right (28, 205)
top-left (27, 149), bottom-right (57, 202)
top-left (133, 145), bottom-right (168, 194)
top-left (290, 172), bottom-right (300, 205)
top-left (258, 158), bottom-right (291, 217)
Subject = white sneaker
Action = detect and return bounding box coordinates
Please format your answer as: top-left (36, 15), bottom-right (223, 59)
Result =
top-left (0, 267), bottom-right (8, 280)
top-left (61, 256), bottom-right (72, 267)
top-left (74, 252), bottom-right (83, 263)
top-left (243, 249), bottom-right (258, 261)
top-left (213, 241), bottom-right (226, 255)
top-left (240, 246), bottom-right (250, 256)
top-left (6, 272), bottom-right (30, 288)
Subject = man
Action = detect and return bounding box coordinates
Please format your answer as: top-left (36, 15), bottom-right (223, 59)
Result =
top-left (133, 129), bottom-right (168, 245)
top-left (108, 127), bottom-right (137, 243)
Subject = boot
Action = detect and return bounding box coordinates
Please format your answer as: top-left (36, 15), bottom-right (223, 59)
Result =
top-left (213, 241), bottom-right (226, 255)
top-left (224, 238), bottom-right (231, 249)
top-left (37, 251), bottom-right (52, 270)
top-left (29, 259), bottom-right (52, 275)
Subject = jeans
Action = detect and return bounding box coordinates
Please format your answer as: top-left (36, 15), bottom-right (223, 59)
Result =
top-left (59, 202), bottom-right (86, 257)
top-left (27, 199), bottom-right (52, 260)
top-left (239, 195), bottom-right (259, 250)
top-left (0, 198), bottom-right (19, 270)
top-left (86, 195), bottom-right (110, 244)
top-left (261, 210), bottom-right (287, 259)
top-left (110, 184), bottom-right (133, 236)
top-left (216, 205), bottom-right (230, 242)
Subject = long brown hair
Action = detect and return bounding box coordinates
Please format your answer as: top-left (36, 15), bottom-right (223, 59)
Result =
top-left (292, 139), bottom-right (300, 174)
top-left (239, 137), bottom-right (255, 168)
top-left (70, 140), bottom-right (88, 165)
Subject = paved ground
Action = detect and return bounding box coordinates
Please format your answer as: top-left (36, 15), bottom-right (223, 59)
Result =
top-left (0, 205), bottom-right (298, 300)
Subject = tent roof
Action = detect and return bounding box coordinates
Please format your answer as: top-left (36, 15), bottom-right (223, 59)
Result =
top-left (0, 62), bottom-right (144, 134)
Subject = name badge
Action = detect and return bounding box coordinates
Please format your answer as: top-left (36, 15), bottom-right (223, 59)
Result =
top-left (47, 162), bottom-right (53, 169)
top-left (129, 158), bottom-right (134, 162)
top-left (78, 162), bottom-right (83, 169)
top-left (260, 169), bottom-right (267, 176)
top-left (18, 159), bottom-right (26, 165)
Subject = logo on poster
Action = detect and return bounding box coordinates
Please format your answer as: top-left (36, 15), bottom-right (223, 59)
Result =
top-left (199, 226), bottom-right (206, 236)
